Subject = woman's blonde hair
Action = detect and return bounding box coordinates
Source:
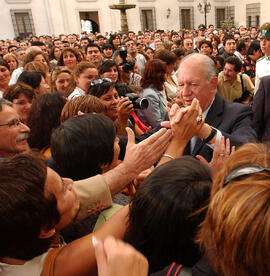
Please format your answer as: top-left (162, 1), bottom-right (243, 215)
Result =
top-left (50, 67), bottom-right (75, 93)
top-left (3, 53), bottom-right (19, 68)
top-left (60, 94), bottom-right (107, 123)
top-left (199, 143), bottom-right (270, 276)
top-left (24, 61), bottom-right (49, 76)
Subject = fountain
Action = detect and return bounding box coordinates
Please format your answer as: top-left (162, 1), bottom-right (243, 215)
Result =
top-left (109, 0), bottom-right (136, 33)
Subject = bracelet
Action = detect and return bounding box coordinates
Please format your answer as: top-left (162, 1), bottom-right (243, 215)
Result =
top-left (163, 154), bottom-right (175, 160)
top-left (203, 127), bottom-right (217, 144)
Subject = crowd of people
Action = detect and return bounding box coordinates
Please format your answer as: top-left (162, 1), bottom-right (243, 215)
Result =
top-left (0, 21), bottom-right (270, 276)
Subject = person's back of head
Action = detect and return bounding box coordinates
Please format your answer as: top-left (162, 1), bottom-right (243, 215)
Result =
top-left (27, 92), bottom-right (66, 150)
top-left (0, 153), bottom-right (59, 261)
top-left (51, 113), bottom-right (116, 180)
top-left (199, 143), bottom-right (270, 276)
top-left (124, 156), bottom-right (212, 273)
top-left (60, 94), bottom-right (107, 123)
top-left (17, 70), bottom-right (44, 90)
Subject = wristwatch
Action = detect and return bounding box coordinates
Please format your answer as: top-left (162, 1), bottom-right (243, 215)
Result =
top-left (202, 127), bottom-right (217, 144)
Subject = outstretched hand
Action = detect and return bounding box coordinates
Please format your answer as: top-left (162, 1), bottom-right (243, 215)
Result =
top-left (93, 236), bottom-right (148, 276)
top-left (196, 136), bottom-right (235, 178)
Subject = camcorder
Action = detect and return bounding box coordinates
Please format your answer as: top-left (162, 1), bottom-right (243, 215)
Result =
top-left (118, 45), bottom-right (135, 73)
top-left (125, 93), bottom-right (149, 110)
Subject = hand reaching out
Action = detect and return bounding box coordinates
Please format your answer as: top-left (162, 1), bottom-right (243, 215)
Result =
top-left (93, 236), bottom-right (148, 276)
top-left (196, 136), bottom-right (235, 178)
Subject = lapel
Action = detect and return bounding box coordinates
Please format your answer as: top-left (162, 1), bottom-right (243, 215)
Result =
top-left (192, 94), bottom-right (224, 156)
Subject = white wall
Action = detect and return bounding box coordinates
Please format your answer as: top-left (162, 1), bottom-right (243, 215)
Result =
top-left (0, 0), bottom-right (269, 40)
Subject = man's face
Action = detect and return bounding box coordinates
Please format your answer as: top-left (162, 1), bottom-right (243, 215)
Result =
top-left (128, 32), bottom-right (135, 40)
top-left (137, 35), bottom-right (144, 44)
top-left (177, 57), bottom-right (217, 111)
top-left (0, 105), bottom-right (30, 158)
top-left (80, 39), bottom-right (88, 49)
top-left (183, 38), bottom-right (193, 51)
top-left (125, 40), bottom-right (136, 54)
top-left (171, 34), bottom-right (179, 42)
top-left (86, 46), bottom-right (102, 65)
top-left (19, 42), bottom-right (28, 50)
top-left (54, 40), bottom-right (63, 49)
top-left (260, 38), bottom-right (270, 56)
top-left (98, 37), bottom-right (105, 46)
top-left (224, 39), bottom-right (236, 54)
top-left (154, 33), bottom-right (161, 40)
top-left (68, 35), bottom-right (75, 44)
top-left (223, 63), bottom-right (238, 83)
top-left (8, 46), bottom-right (17, 54)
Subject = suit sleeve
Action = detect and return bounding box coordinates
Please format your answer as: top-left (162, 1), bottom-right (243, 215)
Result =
top-left (252, 78), bottom-right (266, 141)
top-left (219, 104), bottom-right (257, 146)
top-left (73, 174), bottom-right (112, 222)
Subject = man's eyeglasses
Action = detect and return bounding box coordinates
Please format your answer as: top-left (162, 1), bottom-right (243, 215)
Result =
top-left (0, 118), bottom-right (25, 128)
top-left (90, 78), bottom-right (113, 86)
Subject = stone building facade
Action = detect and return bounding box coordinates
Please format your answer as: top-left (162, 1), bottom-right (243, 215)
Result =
top-left (0, 0), bottom-right (268, 39)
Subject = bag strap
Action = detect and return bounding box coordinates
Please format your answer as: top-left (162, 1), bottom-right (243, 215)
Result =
top-left (240, 73), bottom-right (245, 94)
top-left (41, 247), bottom-right (62, 276)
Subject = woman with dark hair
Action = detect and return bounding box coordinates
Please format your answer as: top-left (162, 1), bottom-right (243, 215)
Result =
top-left (51, 113), bottom-right (119, 181)
top-left (0, 58), bottom-right (10, 96)
top-left (242, 40), bottom-right (262, 84)
top-left (27, 92), bottom-right (66, 159)
top-left (145, 47), bottom-right (154, 61)
top-left (87, 78), bottom-right (133, 136)
top-left (199, 40), bottom-right (213, 57)
top-left (109, 34), bottom-right (121, 52)
top-left (58, 47), bottom-right (83, 71)
top-left (49, 46), bottom-right (62, 67)
top-left (17, 70), bottom-right (50, 94)
top-left (3, 82), bottom-right (36, 121)
top-left (124, 156), bottom-right (212, 274)
top-left (137, 59), bottom-right (167, 128)
top-left (98, 59), bottom-right (120, 83)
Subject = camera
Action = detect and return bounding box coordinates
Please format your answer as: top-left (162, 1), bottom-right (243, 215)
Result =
top-left (118, 45), bottom-right (135, 73)
top-left (126, 93), bottom-right (149, 110)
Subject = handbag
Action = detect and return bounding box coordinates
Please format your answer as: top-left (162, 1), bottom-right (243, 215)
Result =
top-left (233, 73), bottom-right (253, 104)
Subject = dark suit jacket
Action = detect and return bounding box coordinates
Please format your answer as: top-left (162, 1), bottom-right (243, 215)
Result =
top-left (138, 94), bottom-right (257, 162)
top-left (186, 93), bottom-right (257, 161)
top-left (252, 75), bottom-right (270, 142)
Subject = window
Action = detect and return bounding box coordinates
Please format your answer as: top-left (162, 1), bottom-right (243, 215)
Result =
top-left (216, 8), bottom-right (225, 28)
top-left (10, 9), bottom-right (35, 38)
top-left (246, 3), bottom-right (260, 28)
top-left (179, 7), bottom-right (194, 29)
top-left (140, 8), bottom-right (156, 31)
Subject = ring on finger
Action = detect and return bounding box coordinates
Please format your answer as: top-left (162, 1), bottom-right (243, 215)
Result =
top-left (196, 115), bottom-right (202, 125)
top-left (218, 153), bottom-right (225, 157)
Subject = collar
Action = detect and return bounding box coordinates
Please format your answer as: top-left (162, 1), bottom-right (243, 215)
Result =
top-left (203, 96), bottom-right (215, 118)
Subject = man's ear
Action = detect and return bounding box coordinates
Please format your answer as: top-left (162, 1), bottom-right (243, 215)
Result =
top-left (38, 227), bottom-right (56, 239)
top-left (210, 76), bottom-right (218, 89)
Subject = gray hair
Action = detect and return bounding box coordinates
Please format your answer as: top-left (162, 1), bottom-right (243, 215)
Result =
top-left (180, 53), bottom-right (217, 82)
top-left (0, 98), bottom-right (12, 112)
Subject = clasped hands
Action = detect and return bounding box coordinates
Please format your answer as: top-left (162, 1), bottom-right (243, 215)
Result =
top-left (161, 98), bottom-right (204, 143)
